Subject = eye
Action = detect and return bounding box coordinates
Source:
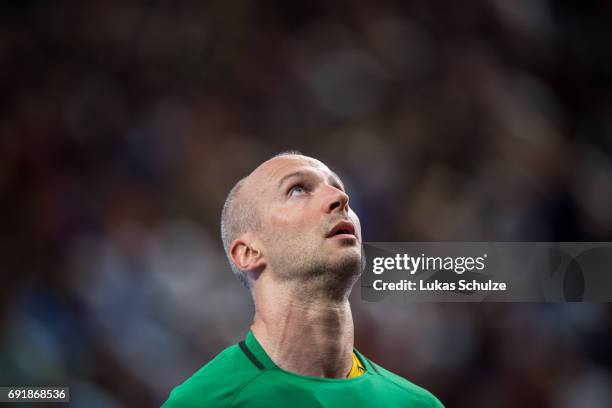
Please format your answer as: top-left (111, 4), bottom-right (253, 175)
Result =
top-left (288, 184), bottom-right (307, 196)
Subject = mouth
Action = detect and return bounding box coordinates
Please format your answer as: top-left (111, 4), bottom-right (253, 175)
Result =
top-left (326, 220), bottom-right (357, 239)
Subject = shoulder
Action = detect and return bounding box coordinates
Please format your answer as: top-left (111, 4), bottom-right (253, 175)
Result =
top-left (162, 343), bottom-right (264, 408)
top-left (364, 355), bottom-right (445, 408)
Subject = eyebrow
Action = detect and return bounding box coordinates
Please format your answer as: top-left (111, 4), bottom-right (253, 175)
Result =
top-left (277, 170), bottom-right (345, 191)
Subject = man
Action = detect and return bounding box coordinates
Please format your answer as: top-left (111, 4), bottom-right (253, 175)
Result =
top-left (163, 152), bottom-right (444, 407)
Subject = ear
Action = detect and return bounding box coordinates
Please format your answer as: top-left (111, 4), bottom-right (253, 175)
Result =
top-left (229, 236), bottom-right (266, 274)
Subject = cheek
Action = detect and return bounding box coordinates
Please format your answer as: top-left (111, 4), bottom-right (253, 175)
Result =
top-left (268, 205), bottom-right (312, 233)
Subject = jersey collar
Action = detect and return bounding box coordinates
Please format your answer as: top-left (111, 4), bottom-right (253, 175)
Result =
top-left (243, 330), bottom-right (276, 370)
top-left (244, 330), bottom-right (377, 375)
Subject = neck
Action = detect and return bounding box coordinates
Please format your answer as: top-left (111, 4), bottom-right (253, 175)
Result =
top-left (251, 278), bottom-right (354, 378)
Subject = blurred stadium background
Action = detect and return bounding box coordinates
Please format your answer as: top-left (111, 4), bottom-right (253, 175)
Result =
top-left (2, 0), bottom-right (612, 406)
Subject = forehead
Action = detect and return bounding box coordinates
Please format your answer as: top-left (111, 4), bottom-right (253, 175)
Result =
top-left (267, 155), bottom-right (330, 179)
top-left (245, 155), bottom-right (339, 193)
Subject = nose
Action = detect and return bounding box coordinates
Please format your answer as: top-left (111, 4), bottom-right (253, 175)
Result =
top-left (325, 185), bottom-right (350, 213)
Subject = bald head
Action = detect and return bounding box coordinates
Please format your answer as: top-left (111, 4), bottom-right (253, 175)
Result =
top-left (221, 150), bottom-right (362, 298)
top-left (220, 151), bottom-right (303, 288)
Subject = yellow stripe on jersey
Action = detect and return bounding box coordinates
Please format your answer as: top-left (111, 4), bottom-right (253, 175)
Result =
top-left (347, 352), bottom-right (366, 378)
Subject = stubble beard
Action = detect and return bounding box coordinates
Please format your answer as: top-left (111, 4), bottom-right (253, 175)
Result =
top-left (265, 233), bottom-right (363, 302)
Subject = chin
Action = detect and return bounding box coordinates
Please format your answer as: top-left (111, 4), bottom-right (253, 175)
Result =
top-left (328, 249), bottom-right (363, 277)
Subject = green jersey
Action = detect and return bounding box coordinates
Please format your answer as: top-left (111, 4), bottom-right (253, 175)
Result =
top-left (162, 331), bottom-right (444, 408)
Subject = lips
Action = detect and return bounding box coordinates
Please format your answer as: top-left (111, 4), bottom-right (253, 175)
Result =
top-left (326, 220), bottom-right (356, 238)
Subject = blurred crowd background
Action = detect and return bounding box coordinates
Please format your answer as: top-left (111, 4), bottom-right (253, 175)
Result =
top-left (2, 0), bottom-right (612, 406)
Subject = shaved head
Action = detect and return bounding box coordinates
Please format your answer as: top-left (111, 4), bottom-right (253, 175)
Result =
top-left (221, 150), bottom-right (362, 299)
top-left (221, 150), bottom-right (302, 288)
top-left (220, 177), bottom-right (258, 288)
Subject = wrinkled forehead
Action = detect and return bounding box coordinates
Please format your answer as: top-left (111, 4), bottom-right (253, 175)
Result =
top-left (244, 155), bottom-right (336, 195)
